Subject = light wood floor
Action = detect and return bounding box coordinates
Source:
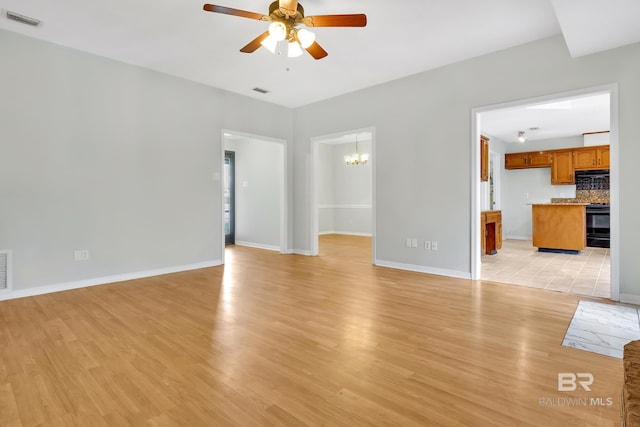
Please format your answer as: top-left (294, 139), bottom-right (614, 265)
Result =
top-left (0, 234), bottom-right (623, 426)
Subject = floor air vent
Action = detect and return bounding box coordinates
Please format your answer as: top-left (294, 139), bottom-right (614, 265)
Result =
top-left (0, 251), bottom-right (11, 290)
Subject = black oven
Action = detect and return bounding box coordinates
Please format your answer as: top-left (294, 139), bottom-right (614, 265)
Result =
top-left (585, 204), bottom-right (610, 248)
top-left (575, 169), bottom-right (610, 248)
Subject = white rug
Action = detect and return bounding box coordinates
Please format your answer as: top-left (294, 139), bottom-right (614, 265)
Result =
top-left (562, 300), bottom-right (640, 358)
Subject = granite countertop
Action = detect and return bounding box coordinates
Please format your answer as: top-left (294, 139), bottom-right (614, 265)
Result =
top-left (551, 198), bottom-right (610, 204)
top-left (534, 202), bottom-right (590, 205)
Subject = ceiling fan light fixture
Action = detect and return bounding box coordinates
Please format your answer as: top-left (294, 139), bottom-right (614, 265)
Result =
top-left (287, 41), bottom-right (303, 57)
top-left (260, 34), bottom-right (278, 53)
top-left (268, 21), bottom-right (287, 41)
top-left (296, 28), bottom-right (315, 48)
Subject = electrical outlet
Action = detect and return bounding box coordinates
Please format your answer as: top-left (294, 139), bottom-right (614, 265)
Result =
top-left (431, 241), bottom-right (438, 251)
top-left (73, 250), bottom-right (90, 261)
top-left (424, 240), bottom-right (431, 250)
top-left (406, 238), bottom-right (412, 248)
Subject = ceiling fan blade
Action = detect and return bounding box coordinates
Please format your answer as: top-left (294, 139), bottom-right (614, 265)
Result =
top-left (305, 41), bottom-right (328, 60)
top-left (202, 4), bottom-right (269, 21)
top-left (240, 31), bottom-right (270, 53)
top-left (304, 14), bottom-right (367, 27)
top-left (278, 0), bottom-right (298, 14)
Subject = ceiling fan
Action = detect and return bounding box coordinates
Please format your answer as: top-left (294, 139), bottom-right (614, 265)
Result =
top-left (202, 1), bottom-right (367, 60)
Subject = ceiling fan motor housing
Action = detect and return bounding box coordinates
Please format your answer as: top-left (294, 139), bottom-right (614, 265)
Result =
top-left (269, 0), bottom-right (304, 18)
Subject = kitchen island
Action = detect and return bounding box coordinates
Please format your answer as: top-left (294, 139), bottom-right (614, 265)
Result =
top-left (531, 203), bottom-right (588, 253)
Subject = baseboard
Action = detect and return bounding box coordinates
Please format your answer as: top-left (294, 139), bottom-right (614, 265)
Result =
top-left (374, 259), bottom-right (471, 280)
top-left (319, 231), bottom-right (373, 237)
top-left (235, 241), bottom-right (280, 252)
top-left (505, 235), bottom-right (531, 240)
top-left (619, 294), bottom-right (640, 305)
top-left (293, 249), bottom-right (313, 256)
top-left (0, 260), bottom-right (223, 302)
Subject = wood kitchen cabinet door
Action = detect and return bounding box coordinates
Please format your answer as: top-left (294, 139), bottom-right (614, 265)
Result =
top-left (504, 152), bottom-right (529, 169)
top-left (505, 151), bottom-right (551, 169)
top-left (573, 147), bottom-right (598, 169)
top-left (551, 151), bottom-right (574, 184)
top-left (528, 151), bottom-right (552, 167)
top-left (598, 145), bottom-right (610, 168)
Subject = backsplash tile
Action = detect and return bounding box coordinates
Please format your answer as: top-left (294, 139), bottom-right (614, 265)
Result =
top-left (576, 174), bottom-right (610, 191)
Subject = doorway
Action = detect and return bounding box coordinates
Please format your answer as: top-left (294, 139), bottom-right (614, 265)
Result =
top-left (224, 150), bottom-right (235, 246)
top-left (471, 85), bottom-right (619, 301)
top-left (221, 130), bottom-right (288, 262)
top-left (310, 128), bottom-right (376, 262)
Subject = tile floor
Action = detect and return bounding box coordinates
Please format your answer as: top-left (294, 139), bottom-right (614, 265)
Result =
top-left (481, 239), bottom-right (610, 298)
top-left (563, 300), bottom-right (640, 358)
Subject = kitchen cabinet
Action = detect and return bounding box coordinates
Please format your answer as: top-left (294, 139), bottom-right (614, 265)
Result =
top-left (481, 135), bottom-right (489, 182)
top-left (573, 147), bottom-right (599, 169)
top-left (532, 204), bottom-right (586, 252)
top-left (505, 151), bottom-right (552, 169)
top-left (504, 153), bottom-right (529, 169)
top-left (528, 151), bottom-right (553, 167)
top-left (481, 210), bottom-right (502, 255)
top-left (551, 150), bottom-right (574, 184)
top-left (597, 145), bottom-right (610, 168)
top-left (505, 144), bottom-right (610, 183)
top-left (573, 146), bottom-right (609, 170)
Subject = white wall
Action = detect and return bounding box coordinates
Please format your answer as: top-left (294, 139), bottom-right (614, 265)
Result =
top-left (501, 135), bottom-right (582, 239)
top-left (505, 135), bottom-right (584, 153)
top-left (318, 141), bottom-right (372, 235)
top-left (3, 29), bottom-right (640, 302)
top-left (481, 134), bottom-right (507, 211)
top-left (502, 168), bottom-right (575, 239)
top-left (231, 137), bottom-right (283, 250)
top-left (0, 29), bottom-right (293, 295)
top-left (292, 36), bottom-right (640, 296)
top-left (317, 143), bottom-right (335, 233)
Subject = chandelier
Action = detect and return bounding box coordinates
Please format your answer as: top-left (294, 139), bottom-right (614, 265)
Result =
top-left (344, 136), bottom-right (368, 166)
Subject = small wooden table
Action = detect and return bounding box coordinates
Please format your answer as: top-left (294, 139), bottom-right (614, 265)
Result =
top-left (481, 210), bottom-right (502, 255)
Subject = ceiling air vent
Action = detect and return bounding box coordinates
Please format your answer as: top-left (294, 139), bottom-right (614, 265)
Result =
top-left (252, 87), bottom-right (269, 94)
top-left (0, 250), bottom-right (11, 290)
top-left (5, 10), bottom-right (41, 27)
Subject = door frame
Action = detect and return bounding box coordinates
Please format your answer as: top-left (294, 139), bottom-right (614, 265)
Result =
top-left (309, 127), bottom-right (376, 263)
top-left (224, 150), bottom-right (236, 245)
top-left (220, 129), bottom-right (288, 263)
top-left (471, 83), bottom-right (620, 301)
